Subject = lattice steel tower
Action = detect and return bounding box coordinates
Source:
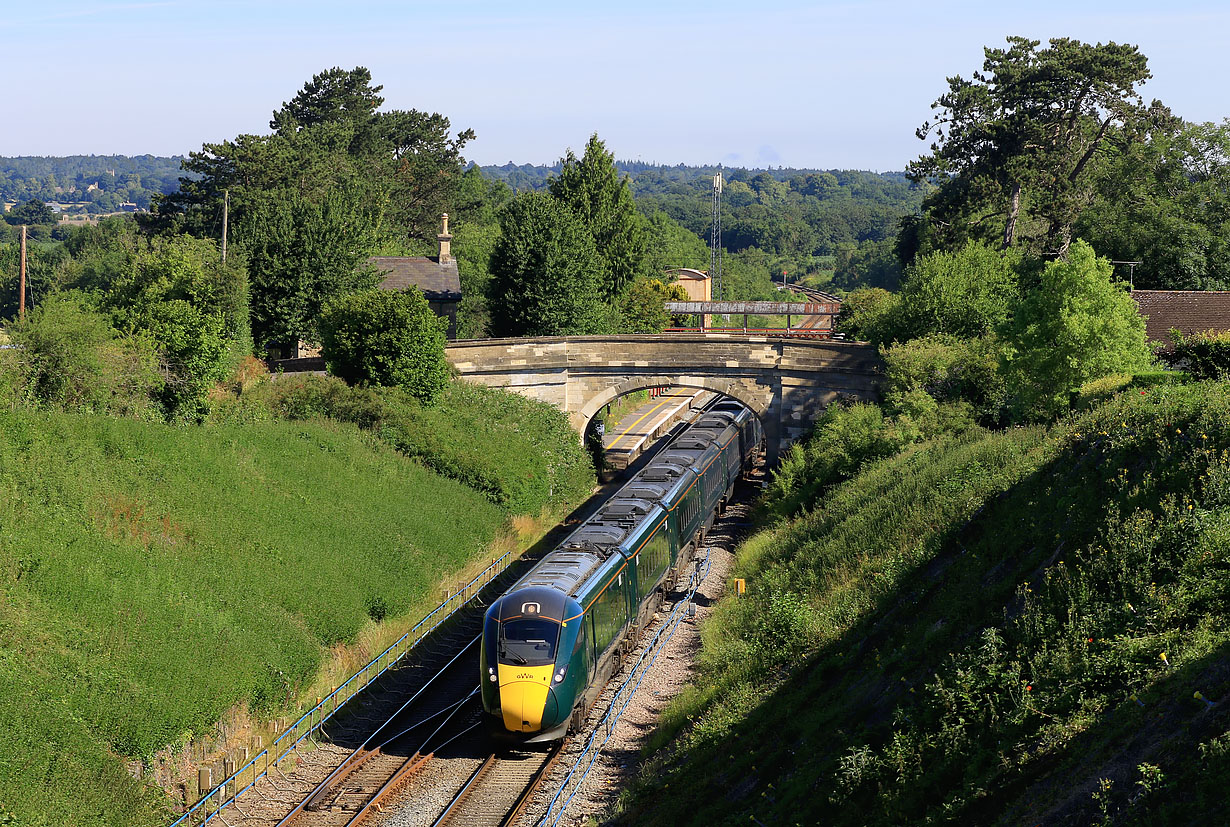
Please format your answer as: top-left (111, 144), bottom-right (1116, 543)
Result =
top-left (710, 171), bottom-right (723, 300)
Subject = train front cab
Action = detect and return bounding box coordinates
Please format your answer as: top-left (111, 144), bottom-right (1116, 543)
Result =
top-left (481, 586), bottom-right (588, 743)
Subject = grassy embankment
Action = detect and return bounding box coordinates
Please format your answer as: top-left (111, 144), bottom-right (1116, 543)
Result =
top-left (0, 377), bottom-right (594, 826)
top-left (619, 380), bottom-right (1230, 826)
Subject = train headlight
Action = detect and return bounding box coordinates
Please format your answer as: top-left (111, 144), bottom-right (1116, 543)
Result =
top-left (554, 666), bottom-right (567, 683)
top-left (489, 666), bottom-right (497, 682)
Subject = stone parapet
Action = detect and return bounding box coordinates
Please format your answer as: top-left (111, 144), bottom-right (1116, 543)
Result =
top-left (445, 334), bottom-right (881, 464)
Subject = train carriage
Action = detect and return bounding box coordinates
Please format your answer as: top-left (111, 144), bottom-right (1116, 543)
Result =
top-left (481, 400), bottom-right (763, 743)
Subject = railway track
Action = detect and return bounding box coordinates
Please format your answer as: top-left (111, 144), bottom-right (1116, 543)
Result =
top-left (780, 283), bottom-right (841, 334)
top-left (430, 745), bottom-right (563, 827)
top-left (213, 402), bottom-right (721, 827)
top-left (274, 639), bottom-right (484, 827)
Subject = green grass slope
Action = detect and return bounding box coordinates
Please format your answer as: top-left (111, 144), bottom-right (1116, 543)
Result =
top-left (0, 412), bottom-right (507, 825)
top-left (621, 381), bottom-right (1230, 826)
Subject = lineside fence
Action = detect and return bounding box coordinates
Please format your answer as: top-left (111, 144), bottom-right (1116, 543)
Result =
top-left (168, 546), bottom-right (521, 827)
top-left (537, 548), bottom-right (714, 826)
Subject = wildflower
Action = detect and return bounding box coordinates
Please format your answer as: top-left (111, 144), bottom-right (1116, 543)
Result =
top-left (1026, 685), bottom-right (1033, 691)
top-left (1087, 637), bottom-right (1094, 643)
top-left (1177, 428), bottom-right (1183, 434)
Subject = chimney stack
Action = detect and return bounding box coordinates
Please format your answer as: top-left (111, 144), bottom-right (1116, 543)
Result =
top-left (437, 213), bottom-right (453, 263)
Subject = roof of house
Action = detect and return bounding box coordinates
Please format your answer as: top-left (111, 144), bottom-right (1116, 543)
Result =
top-left (666, 267), bottom-right (709, 281)
top-left (1132, 290), bottom-right (1230, 346)
top-left (368, 256), bottom-right (461, 302)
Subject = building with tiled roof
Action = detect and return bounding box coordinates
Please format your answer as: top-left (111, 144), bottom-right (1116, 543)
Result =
top-left (367, 214), bottom-right (462, 338)
top-left (1131, 290), bottom-right (1230, 349)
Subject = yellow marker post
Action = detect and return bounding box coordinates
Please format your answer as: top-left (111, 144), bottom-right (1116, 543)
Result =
top-left (733, 578), bottom-right (746, 596)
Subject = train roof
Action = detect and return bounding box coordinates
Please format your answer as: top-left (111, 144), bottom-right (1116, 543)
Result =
top-left (639, 461), bottom-right (689, 483)
top-left (505, 399), bottom-right (753, 601)
top-left (516, 550), bottom-right (603, 595)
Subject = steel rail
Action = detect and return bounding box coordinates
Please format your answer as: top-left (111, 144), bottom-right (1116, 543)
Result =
top-left (171, 545), bottom-right (519, 827)
top-left (431, 742), bottom-right (563, 827)
top-left (274, 636), bottom-right (482, 827)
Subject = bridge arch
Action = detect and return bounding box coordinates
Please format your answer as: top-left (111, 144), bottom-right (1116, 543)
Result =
top-left (445, 334), bottom-right (880, 464)
top-left (576, 375), bottom-right (769, 431)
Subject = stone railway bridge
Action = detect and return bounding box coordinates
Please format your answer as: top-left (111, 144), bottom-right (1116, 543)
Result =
top-left (445, 334), bottom-right (881, 464)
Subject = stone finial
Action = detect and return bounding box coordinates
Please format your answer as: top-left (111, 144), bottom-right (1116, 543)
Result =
top-left (437, 213), bottom-right (453, 263)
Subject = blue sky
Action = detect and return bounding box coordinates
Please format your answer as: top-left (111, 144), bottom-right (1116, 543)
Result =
top-left (3, 1), bottom-right (1228, 170)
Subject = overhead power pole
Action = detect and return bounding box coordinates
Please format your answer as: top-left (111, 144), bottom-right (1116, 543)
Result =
top-left (221, 190), bottom-right (229, 263)
top-left (710, 172), bottom-right (723, 301)
top-left (19, 224), bottom-right (27, 319)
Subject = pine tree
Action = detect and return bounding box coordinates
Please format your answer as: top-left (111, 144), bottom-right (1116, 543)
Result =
top-left (549, 134), bottom-right (647, 298)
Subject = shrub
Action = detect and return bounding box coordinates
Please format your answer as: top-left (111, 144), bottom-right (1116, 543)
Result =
top-left (760, 402), bottom-right (905, 519)
top-left (318, 288), bottom-right (449, 404)
top-left (835, 287), bottom-right (899, 344)
top-left (3, 292), bottom-right (162, 419)
top-left (881, 333), bottom-right (1007, 423)
top-left (1168, 328), bottom-right (1230, 379)
top-left (132, 299), bottom-right (230, 420)
top-left (1003, 241), bottom-right (1154, 420)
top-left (892, 240), bottom-right (1021, 341)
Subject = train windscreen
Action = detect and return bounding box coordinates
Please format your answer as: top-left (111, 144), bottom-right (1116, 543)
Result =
top-left (499, 617), bottom-right (560, 666)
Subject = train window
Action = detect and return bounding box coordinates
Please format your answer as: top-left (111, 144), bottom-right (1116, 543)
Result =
top-left (638, 528), bottom-right (670, 599)
top-left (499, 618), bottom-right (560, 667)
top-left (590, 576), bottom-right (629, 656)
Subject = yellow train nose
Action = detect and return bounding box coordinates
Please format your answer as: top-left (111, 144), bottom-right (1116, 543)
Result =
top-left (498, 664), bottom-right (554, 732)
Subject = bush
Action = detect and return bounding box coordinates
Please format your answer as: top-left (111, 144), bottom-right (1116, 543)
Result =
top-left (134, 299), bottom-right (230, 420)
top-left (1168, 328), bottom-right (1230, 379)
top-left (835, 287), bottom-right (899, 344)
top-left (1003, 241), bottom-right (1153, 420)
top-left (892, 240), bottom-right (1020, 341)
top-left (881, 333), bottom-right (1008, 424)
top-left (760, 402), bottom-right (905, 519)
top-left (318, 289), bottom-right (449, 404)
top-left (3, 293), bottom-right (162, 418)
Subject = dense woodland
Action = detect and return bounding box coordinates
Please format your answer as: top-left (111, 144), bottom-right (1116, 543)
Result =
top-left (2, 35), bottom-right (1230, 826)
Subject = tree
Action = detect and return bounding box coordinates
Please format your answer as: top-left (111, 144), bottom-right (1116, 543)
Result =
top-left (239, 187), bottom-right (380, 348)
top-left (908, 37), bottom-right (1153, 258)
top-left (642, 208), bottom-right (709, 276)
top-left (146, 67), bottom-right (474, 332)
top-left (549, 134), bottom-right (647, 297)
top-left (1076, 117), bottom-right (1230, 291)
top-left (5, 199), bottom-right (57, 226)
top-left (831, 239), bottom-right (902, 291)
top-left (618, 278), bottom-right (672, 333)
top-left (488, 193), bottom-right (608, 337)
top-left (1003, 240), bottom-right (1152, 418)
top-left (318, 288), bottom-right (449, 403)
top-left (270, 66), bottom-right (384, 134)
top-left (891, 241), bottom-right (1020, 342)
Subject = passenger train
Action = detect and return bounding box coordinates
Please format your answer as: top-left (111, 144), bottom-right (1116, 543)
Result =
top-left (480, 399), bottom-right (764, 742)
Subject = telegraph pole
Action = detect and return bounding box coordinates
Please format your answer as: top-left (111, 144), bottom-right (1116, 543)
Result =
top-left (18, 224), bottom-right (27, 319)
top-left (710, 171), bottom-right (723, 301)
top-left (221, 190), bottom-right (229, 263)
